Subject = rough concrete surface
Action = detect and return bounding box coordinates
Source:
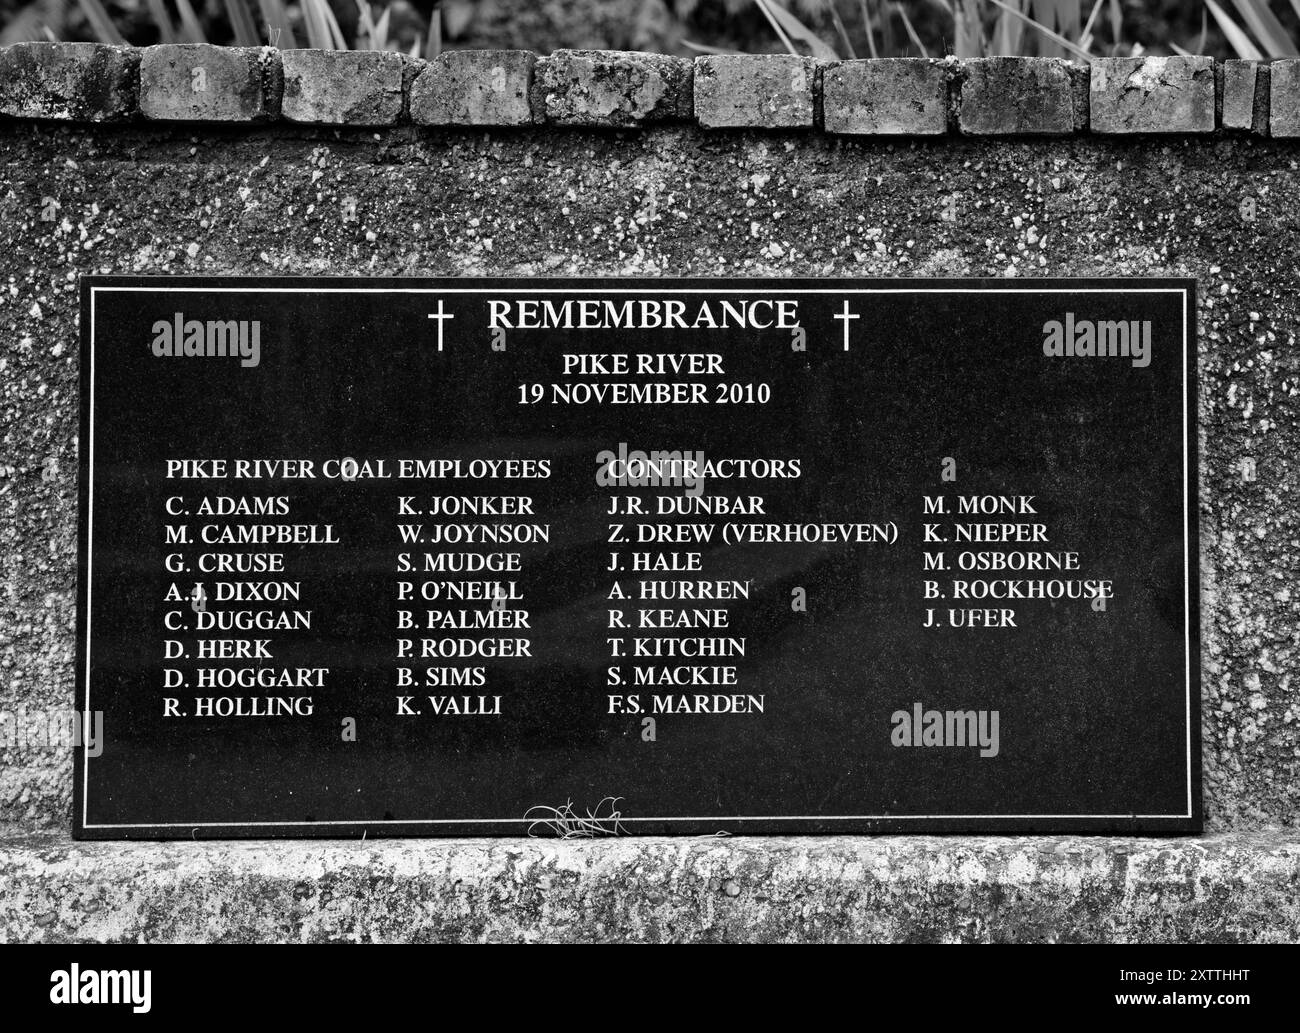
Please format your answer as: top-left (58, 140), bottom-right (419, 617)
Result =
top-left (0, 121), bottom-right (1297, 940)
top-left (959, 57), bottom-right (1077, 136)
top-left (0, 42), bottom-right (138, 123)
top-left (410, 50), bottom-right (536, 127)
top-left (533, 49), bottom-right (692, 126)
top-left (822, 58), bottom-right (948, 136)
top-left (1, 831), bottom-right (1297, 943)
top-left (1091, 56), bottom-right (1216, 134)
top-left (280, 49), bottom-right (405, 127)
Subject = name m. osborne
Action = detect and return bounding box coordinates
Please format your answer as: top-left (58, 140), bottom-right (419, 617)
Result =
top-left (487, 297), bottom-right (801, 330)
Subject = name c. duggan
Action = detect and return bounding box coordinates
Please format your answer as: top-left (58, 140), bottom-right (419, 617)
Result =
top-left (151, 312), bottom-right (261, 368)
top-left (1042, 312), bottom-right (1151, 368)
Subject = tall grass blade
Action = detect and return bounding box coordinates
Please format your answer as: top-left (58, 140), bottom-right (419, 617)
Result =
top-left (175, 0), bottom-right (208, 44)
top-left (1205, 0), bottom-right (1265, 59)
top-left (258, 0), bottom-right (298, 48)
top-left (892, 1), bottom-right (930, 56)
top-left (75, 0), bottom-right (125, 44)
top-left (224, 0), bottom-right (261, 47)
top-left (765, 0), bottom-right (840, 58)
top-left (987, 0), bottom-right (1093, 58)
top-left (1229, 0), bottom-right (1298, 57)
top-left (753, 0), bottom-right (800, 55)
top-left (858, 0), bottom-right (879, 58)
top-left (145, 0), bottom-right (177, 43)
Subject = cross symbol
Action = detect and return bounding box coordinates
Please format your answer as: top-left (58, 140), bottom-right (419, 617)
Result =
top-left (833, 300), bottom-right (859, 352)
top-left (427, 300), bottom-right (454, 351)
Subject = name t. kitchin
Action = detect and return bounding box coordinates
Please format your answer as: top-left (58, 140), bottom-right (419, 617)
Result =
top-left (151, 312), bottom-right (261, 368)
top-left (1042, 312), bottom-right (1151, 368)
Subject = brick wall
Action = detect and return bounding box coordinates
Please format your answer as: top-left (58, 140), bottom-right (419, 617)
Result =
top-left (0, 43), bottom-right (1291, 135)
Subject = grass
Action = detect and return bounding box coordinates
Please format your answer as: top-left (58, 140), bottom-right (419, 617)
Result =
top-left (4, 2), bottom-right (1297, 64)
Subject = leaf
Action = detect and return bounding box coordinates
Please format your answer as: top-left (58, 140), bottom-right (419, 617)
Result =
top-left (174, 0), bottom-right (207, 44)
top-left (892, 0), bottom-right (930, 57)
top-left (758, 0), bottom-right (840, 59)
top-left (74, 0), bottom-right (124, 44)
top-left (1228, 0), bottom-right (1298, 58)
top-left (1205, 0), bottom-right (1264, 60)
top-left (987, 0), bottom-right (1093, 59)
top-left (258, 0), bottom-right (299, 48)
top-left (144, 0), bottom-right (176, 43)
top-left (224, 0), bottom-right (261, 47)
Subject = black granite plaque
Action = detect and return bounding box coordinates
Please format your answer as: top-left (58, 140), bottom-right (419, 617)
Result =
top-left (74, 277), bottom-right (1200, 838)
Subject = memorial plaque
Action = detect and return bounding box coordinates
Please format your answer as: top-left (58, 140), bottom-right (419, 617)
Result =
top-left (75, 277), bottom-right (1199, 838)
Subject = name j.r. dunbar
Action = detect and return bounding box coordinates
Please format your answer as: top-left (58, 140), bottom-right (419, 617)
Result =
top-left (151, 312), bottom-right (261, 367)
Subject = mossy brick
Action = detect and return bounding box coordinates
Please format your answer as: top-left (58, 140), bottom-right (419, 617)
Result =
top-left (821, 58), bottom-right (947, 135)
top-left (1090, 56), bottom-right (1214, 133)
top-left (1221, 60), bottom-right (1259, 131)
top-left (409, 50), bottom-right (535, 126)
top-left (140, 44), bottom-right (278, 123)
top-left (532, 49), bottom-right (691, 127)
top-left (959, 57), bottom-right (1077, 136)
top-left (280, 50), bottom-right (403, 126)
top-left (0, 42), bottom-right (137, 122)
top-left (693, 54), bottom-right (816, 129)
top-left (1269, 59), bottom-right (1300, 137)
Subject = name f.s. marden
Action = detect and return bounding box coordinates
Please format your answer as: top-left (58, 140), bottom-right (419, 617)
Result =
top-left (1043, 312), bottom-right (1151, 368)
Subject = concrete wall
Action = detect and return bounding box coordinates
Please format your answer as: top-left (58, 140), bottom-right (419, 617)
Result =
top-left (0, 45), bottom-right (1297, 941)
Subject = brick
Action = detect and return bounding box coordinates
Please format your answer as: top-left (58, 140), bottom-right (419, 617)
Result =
top-left (959, 57), bottom-right (1077, 135)
top-left (280, 49), bottom-right (403, 126)
top-left (0, 42), bottom-right (137, 122)
top-left (533, 49), bottom-right (691, 127)
top-left (1222, 60), bottom-right (1258, 130)
top-left (1090, 56), bottom-right (1214, 133)
top-left (693, 54), bottom-right (815, 129)
top-left (409, 50), bottom-right (534, 126)
top-left (1270, 59), bottom-right (1300, 137)
top-left (140, 44), bottom-right (278, 123)
top-left (821, 58), bottom-right (947, 135)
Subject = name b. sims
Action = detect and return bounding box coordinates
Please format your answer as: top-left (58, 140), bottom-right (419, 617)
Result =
top-left (151, 312), bottom-right (261, 367)
top-left (1043, 312), bottom-right (1151, 368)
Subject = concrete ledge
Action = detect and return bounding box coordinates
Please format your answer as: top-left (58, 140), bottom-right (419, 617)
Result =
top-left (140, 44), bottom-right (279, 123)
top-left (0, 46), bottom-right (1294, 135)
top-left (959, 57), bottom-right (1079, 136)
top-left (533, 49), bottom-right (692, 127)
top-left (1, 832), bottom-right (1297, 943)
top-left (822, 58), bottom-right (948, 135)
top-left (1270, 59), bottom-right (1300, 137)
top-left (0, 42), bottom-right (138, 122)
top-left (1090, 56), bottom-right (1215, 134)
top-left (280, 49), bottom-right (403, 126)
top-left (409, 50), bottom-right (535, 126)
top-left (693, 54), bottom-right (816, 129)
